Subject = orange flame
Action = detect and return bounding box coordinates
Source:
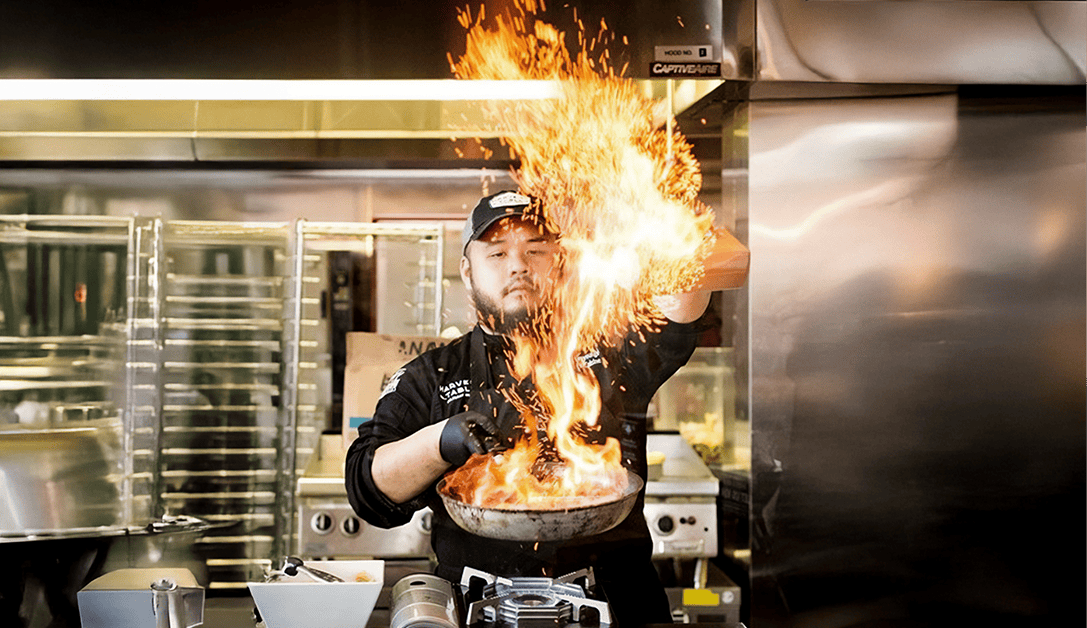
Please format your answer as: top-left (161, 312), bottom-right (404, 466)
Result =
top-left (441, 0), bottom-right (715, 509)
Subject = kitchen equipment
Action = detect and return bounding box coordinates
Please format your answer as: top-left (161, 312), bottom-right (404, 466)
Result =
top-left (663, 561), bottom-right (742, 626)
top-left (0, 215), bottom-right (150, 540)
top-left (644, 433), bottom-right (719, 564)
top-left (653, 347), bottom-right (739, 466)
top-left (263, 555), bottom-right (345, 583)
top-left (152, 220), bottom-right (445, 588)
top-left (77, 568), bottom-right (204, 628)
top-left (156, 220), bottom-right (292, 588)
top-left (6, 515), bottom-right (222, 628)
top-left (282, 556), bottom-right (344, 582)
top-left (297, 436), bottom-right (434, 559)
top-left (647, 450), bottom-right (665, 481)
top-left (436, 469), bottom-right (643, 543)
top-left (0, 417), bottom-right (123, 534)
top-left (248, 559), bottom-right (384, 628)
top-left (459, 566), bottom-right (613, 628)
top-left (291, 222), bottom-right (444, 559)
top-left (297, 435), bottom-right (713, 561)
top-left (389, 573), bottom-right (460, 628)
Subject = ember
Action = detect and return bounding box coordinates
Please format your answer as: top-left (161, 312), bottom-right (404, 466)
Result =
top-left (441, 0), bottom-right (716, 509)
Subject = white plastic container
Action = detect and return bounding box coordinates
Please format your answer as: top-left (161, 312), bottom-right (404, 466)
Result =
top-left (248, 560), bottom-right (384, 628)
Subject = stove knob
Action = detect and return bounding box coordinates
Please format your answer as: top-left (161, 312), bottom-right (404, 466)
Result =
top-left (341, 516), bottom-right (361, 536)
top-left (656, 515), bottom-right (675, 534)
top-left (311, 511), bottom-right (334, 535)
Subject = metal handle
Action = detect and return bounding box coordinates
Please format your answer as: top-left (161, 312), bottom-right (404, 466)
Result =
top-left (150, 578), bottom-right (185, 628)
top-left (284, 556), bottom-right (343, 583)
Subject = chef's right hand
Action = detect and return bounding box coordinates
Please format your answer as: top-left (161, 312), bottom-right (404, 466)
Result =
top-left (439, 410), bottom-right (501, 467)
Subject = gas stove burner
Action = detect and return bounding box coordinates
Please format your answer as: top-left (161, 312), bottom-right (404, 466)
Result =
top-left (497, 589), bottom-right (573, 626)
top-left (460, 567), bottom-right (612, 627)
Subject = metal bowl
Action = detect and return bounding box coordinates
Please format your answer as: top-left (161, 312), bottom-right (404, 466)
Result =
top-left (437, 469), bottom-right (643, 543)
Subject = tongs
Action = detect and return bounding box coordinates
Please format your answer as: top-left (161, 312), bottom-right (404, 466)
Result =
top-left (264, 556), bottom-right (343, 583)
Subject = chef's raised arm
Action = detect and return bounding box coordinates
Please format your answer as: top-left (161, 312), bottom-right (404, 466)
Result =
top-left (653, 290), bottom-right (712, 324)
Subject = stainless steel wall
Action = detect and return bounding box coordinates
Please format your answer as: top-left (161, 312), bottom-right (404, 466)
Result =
top-left (747, 87), bottom-right (1085, 625)
top-left (756, 0), bottom-right (1086, 84)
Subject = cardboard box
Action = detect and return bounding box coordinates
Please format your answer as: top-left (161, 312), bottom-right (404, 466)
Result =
top-left (341, 332), bottom-right (449, 449)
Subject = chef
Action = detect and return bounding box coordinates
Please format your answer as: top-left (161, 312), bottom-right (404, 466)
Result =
top-left (346, 190), bottom-right (711, 625)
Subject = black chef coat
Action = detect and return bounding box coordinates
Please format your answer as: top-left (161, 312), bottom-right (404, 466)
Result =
top-left (345, 316), bottom-right (705, 624)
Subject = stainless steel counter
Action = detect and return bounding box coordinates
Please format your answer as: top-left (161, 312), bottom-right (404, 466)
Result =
top-left (202, 594), bottom-right (737, 628)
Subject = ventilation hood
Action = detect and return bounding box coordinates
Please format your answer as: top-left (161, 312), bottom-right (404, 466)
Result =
top-left (0, 78), bottom-right (724, 163)
top-left (0, 0), bottom-right (1081, 163)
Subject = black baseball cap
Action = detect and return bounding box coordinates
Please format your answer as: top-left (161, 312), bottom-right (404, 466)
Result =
top-left (461, 190), bottom-right (539, 253)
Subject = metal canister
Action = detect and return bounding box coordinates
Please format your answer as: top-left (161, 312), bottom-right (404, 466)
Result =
top-left (389, 573), bottom-right (459, 628)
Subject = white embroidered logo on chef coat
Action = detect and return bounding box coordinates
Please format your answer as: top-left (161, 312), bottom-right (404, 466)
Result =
top-left (578, 350), bottom-right (602, 368)
top-left (378, 368), bottom-right (405, 401)
top-left (439, 379), bottom-right (470, 403)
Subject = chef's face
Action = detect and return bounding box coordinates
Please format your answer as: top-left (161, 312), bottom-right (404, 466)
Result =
top-left (460, 217), bottom-right (560, 334)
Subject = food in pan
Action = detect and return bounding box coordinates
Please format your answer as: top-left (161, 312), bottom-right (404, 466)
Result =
top-left (440, 437), bottom-right (629, 510)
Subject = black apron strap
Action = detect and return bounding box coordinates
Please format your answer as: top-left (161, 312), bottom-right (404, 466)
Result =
top-left (468, 326), bottom-right (533, 436)
top-left (469, 326), bottom-right (493, 391)
top-left (468, 326), bottom-right (508, 426)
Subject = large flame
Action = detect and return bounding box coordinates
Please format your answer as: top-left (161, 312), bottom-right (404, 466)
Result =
top-left (441, 0), bottom-right (716, 509)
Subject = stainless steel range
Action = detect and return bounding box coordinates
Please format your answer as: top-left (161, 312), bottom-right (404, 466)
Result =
top-left (296, 438), bottom-right (432, 561)
top-left (644, 433), bottom-right (719, 563)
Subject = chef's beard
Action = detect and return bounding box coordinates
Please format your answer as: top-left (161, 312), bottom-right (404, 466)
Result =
top-left (471, 282), bottom-right (546, 336)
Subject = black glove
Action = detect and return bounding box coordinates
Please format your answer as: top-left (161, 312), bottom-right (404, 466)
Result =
top-left (439, 410), bottom-right (502, 467)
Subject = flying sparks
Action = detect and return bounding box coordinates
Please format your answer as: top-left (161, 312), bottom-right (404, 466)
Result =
top-left (441, 0), bottom-right (718, 509)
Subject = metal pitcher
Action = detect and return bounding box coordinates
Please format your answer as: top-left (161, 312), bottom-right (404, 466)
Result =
top-left (77, 568), bottom-right (204, 628)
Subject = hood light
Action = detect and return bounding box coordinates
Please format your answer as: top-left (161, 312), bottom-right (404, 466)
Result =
top-left (0, 79), bottom-right (561, 101)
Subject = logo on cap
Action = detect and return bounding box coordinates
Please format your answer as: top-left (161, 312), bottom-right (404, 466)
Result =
top-left (487, 191), bottom-right (531, 209)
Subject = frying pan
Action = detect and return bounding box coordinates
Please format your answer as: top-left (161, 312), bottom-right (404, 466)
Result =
top-left (436, 469), bottom-right (643, 543)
